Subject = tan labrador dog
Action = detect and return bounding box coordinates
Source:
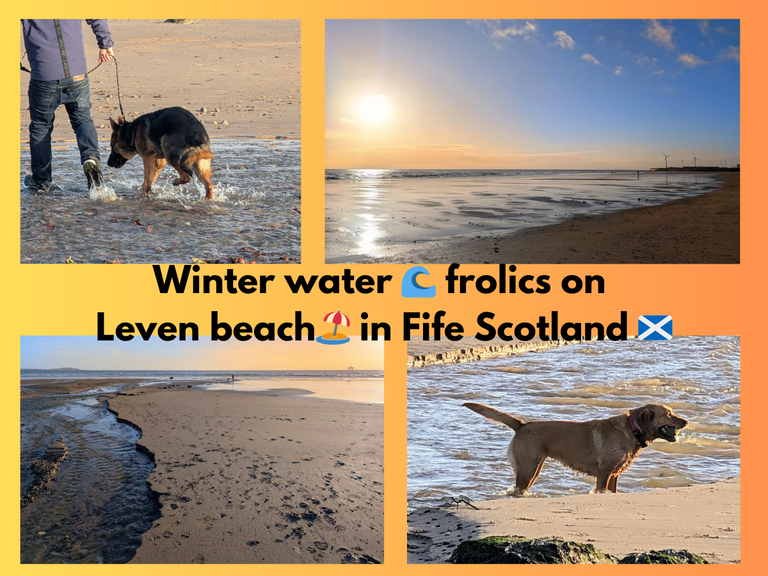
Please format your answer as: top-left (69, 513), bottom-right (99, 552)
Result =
top-left (463, 402), bottom-right (688, 496)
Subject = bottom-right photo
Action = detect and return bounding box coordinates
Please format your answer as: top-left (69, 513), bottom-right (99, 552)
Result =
top-left (407, 336), bottom-right (740, 564)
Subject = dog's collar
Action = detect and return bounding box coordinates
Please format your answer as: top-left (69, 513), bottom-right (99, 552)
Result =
top-left (627, 414), bottom-right (648, 448)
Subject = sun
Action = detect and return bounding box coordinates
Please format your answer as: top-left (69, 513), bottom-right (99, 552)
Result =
top-left (357, 95), bottom-right (392, 125)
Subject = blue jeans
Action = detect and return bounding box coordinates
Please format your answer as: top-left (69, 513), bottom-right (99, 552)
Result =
top-left (27, 75), bottom-right (100, 188)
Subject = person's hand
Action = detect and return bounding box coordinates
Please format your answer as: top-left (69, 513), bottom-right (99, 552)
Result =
top-left (99, 48), bottom-right (114, 63)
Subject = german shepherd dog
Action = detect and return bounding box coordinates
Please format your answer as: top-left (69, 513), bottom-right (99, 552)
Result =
top-left (108, 107), bottom-right (214, 199)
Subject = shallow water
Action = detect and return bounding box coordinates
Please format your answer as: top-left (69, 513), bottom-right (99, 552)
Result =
top-left (201, 376), bottom-right (385, 403)
top-left (21, 139), bottom-right (300, 263)
top-left (21, 387), bottom-right (159, 563)
top-left (325, 169), bottom-right (717, 262)
top-left (407, 336), bottom-right (740, 508)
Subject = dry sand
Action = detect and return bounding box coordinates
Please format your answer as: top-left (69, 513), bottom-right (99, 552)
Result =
top-left (399, 173), bottom-right (739, 264)
top-left (408, 477), bottom-right (740, 564)
top-left (108, 386), bottom-right (383, 564)
top-left (20, 19), bottom-right (300, 141)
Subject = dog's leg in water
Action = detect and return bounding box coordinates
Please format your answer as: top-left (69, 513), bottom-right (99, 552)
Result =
top-left (595, 473), bottom-right (612, 493)
top-left (150, 158), bottom-right (166, 187)
top-left (170, 162), bottom-right (192, 187)
top-left (193, 158), bottom-right (214, 200)
top-left (170, 159), bottom-right (192, 186)
top-left (141, 155), bottom-right (165, 197)
top-left (513, 456), bottom-right (545, 497)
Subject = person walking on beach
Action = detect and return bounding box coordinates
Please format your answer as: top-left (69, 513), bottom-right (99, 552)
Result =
top-left (22, 19), bottom-right (114, 192)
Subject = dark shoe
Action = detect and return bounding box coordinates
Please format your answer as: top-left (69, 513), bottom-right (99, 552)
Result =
top-left (24, 175), bottom-right (50, 192)
top-left (83, 157), bottom-right (105, 190)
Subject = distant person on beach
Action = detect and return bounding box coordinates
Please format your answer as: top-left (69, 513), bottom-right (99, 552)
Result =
top-left (22, 19), bottom-right (114, 192)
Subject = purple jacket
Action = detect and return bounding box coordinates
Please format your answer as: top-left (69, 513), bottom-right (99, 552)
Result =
top-left (22, 19), bottom-right (113, 81)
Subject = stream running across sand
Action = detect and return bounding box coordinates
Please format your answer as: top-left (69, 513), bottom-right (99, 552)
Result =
top-left (21, 385), bottom-right (159, 563)
top-left (407, 336), bottom-right (740, 508)
top-left (21, 139), bottom-right (300, 263)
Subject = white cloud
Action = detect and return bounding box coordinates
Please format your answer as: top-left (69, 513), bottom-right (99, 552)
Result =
top-left (678, 53), bottom-right (706, 68)
top-left (699, 20), bottom-right (711, 38)
top-left (614, 66), bottom-right (623, 75)
top-left (651, 69), bottom-right (665, 76)
top-left (468, 20), bottom-right (538, 44)
top-left (493, 21), bottom-right (537, 40)
top-left (552, 30), bottom-right (575, 50)
top-left (580, 53), bottom-right (603, 66)
top-left (636, 53), bottom-right (658, 67)
top-left (598, 35), bottom-right (605, 45)
top-left (715, 45), bottom-right (740, 62)
top-left (643, 20), bottom-right (675, 50)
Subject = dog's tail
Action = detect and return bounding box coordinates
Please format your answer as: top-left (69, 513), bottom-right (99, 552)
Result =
top-left (180, 148), bottom-right (215, 175)
top-left (463, 403), bottom-right (525, 431)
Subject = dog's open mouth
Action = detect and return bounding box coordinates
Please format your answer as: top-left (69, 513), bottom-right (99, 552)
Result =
top-left (658, 425), bottom-right (678, 442)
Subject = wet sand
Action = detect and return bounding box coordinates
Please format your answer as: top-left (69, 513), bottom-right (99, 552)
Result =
top-left (408, 477), bottom-right (740, 564)
top-left (20, 378), bottom-right (153, 398)
top-left (20, 19), bottom-right (300, 141)
top-left (402, 173), bottom-right (739, 264)
top-left (108, 386), bottom-right (384, 564)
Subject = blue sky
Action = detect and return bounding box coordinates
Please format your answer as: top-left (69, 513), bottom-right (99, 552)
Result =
top-left (20, 336), bottom-right (383, 371)
top-left (326, 19), bottom-right (740, 169)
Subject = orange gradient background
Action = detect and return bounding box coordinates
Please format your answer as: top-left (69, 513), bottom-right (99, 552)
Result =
top-left (4, 2), bottom-right (760, 574)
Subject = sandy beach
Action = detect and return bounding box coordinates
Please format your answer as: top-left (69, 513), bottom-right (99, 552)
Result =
top-left (107, 385), bottom-right (384, 563)
top-left (20, 19), bottom-right (300, 141)
top-left (408, 477), bottom-right (740, 563)
top-left (403, 173), bottom-right (739, 264)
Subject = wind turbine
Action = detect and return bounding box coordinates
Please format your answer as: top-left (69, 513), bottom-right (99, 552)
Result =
top-left (692, 151), bottom-right (698, 169)
top-left (662, 153), bottom-right (671, 170)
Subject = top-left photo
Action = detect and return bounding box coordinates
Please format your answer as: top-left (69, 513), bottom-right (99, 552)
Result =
top-left (20, 19), bottom-right (301, 264)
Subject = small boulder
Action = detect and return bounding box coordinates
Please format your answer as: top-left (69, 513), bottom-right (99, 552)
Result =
top-left (448, 536), bottom-right (617, 564)
top-left (619, 550), bottom-right (709, 564)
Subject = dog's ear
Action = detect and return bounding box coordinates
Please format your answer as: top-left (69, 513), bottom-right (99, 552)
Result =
top-left (109, 117), bottom-right (120, 130)
top-left (637, 406), bottom-right (656, 437)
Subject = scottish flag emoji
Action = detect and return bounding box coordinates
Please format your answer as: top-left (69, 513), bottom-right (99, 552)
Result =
top-left (638, 315), bottom-right (673, 340)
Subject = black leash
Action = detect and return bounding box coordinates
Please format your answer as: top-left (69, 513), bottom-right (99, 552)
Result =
top-left (20, 52), bottom-right (125, 118)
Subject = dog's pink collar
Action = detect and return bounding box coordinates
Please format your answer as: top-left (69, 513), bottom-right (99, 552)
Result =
top-left (628, 414), bottom-right (648, 448)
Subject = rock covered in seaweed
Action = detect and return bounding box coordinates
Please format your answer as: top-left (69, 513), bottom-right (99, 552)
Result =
top-left (448, 536), bottom-right (617, 564)
top-left (619, 550), bottom-right (709, 564)
top-left (448, 536), bottom-right (710, 564)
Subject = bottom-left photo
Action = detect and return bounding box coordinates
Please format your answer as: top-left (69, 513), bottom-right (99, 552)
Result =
top-left (20, 336), bottom-right (384, 564)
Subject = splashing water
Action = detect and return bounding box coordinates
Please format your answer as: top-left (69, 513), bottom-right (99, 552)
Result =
top-left (88, 185), bottom-right (119, 202)
top-left (21, 139), bottom-right (300, 263)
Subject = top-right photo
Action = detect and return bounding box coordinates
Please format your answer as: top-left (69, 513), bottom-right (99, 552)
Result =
top-left (325, 19), bottom-right (740, 264)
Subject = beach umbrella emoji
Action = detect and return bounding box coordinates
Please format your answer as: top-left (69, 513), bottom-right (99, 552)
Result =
top-left (317, 310), bottom-right (351, 345)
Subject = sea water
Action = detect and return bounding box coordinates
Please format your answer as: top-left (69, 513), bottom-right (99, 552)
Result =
top-left (325, 169), bottom-right (718, 262)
